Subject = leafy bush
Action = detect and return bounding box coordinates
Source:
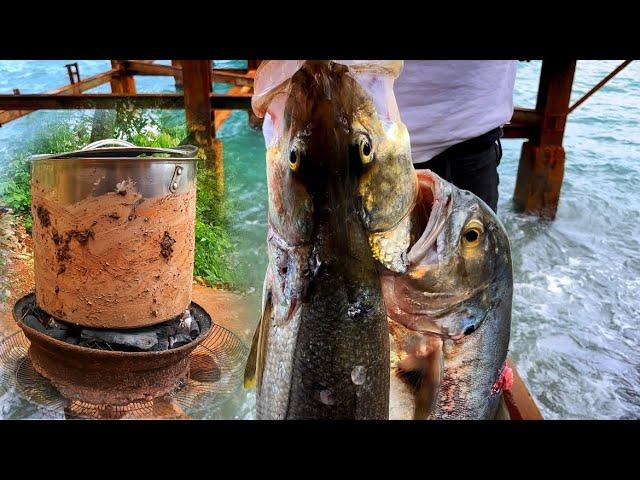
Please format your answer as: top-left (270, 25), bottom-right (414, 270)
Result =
top-left (0, 109), bottom-right (237, 286)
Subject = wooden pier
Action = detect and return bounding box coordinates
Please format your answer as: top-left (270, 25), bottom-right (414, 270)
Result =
top-left (0, 59), bottom-right (632, 217)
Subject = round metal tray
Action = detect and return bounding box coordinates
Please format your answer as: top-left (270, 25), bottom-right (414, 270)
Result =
top-left (0, 325), bottom-right (249, 419)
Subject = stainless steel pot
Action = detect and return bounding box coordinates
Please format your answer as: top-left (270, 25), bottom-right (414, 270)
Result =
top-left (31, 139), bottom-right (197, 206)
top-left (30, 139), bottom-right (200, 329)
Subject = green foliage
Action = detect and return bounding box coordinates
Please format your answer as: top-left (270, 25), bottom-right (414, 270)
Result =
top-left (193, 167), bottom-right (239, 286)
top-left (0, 153), bottom-right (31, 215)
top-left (0, 109), bottom-right (237, 286)
top-left (0, 118), bottom-right (93, 221)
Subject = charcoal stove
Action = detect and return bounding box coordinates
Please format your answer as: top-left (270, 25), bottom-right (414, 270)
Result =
top-left (1, 293), bottom-right (248, 419)
top-left (0, 139), bottom-right (249, 419)
top-left (13, 292), bottom-right (216, 406)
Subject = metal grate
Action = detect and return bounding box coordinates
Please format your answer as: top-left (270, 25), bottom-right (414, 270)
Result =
top-left (0, 324), bottom-right (248, 419)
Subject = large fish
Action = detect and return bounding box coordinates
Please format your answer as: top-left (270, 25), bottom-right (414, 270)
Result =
top-left (244, 60), bottom-right (513, 420)
top-left (381, 170), bottom-right (513, 419)
top-left (244, 60), bottom-right (411, 419)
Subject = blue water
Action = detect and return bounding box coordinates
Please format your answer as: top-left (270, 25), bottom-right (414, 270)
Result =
top-left (1, 60), bottom-right (638, 419)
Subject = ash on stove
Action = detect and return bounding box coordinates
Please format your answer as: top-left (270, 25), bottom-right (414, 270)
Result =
top-left (20, 305), bottom-right (203, 352)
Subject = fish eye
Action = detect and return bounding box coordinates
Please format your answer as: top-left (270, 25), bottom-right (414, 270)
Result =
top-left (358, 136), bottom-right (373, 164)
top-left (462, 220), bottom-right (484, 247)
top-left (289, 148), bottom-right (302, 171)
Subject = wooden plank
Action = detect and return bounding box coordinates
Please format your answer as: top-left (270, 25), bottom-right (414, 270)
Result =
top-left (212, 71), bottom-right (254, 87)
top-left (214, 85), bottom-right (252, 131)
top-left (0, 93), bottom-right (253, 110)
top-left (126, 61), bottom-right (255, 87)
top-left (503, 107), bottom-right (542, 139)
top-left (0, 68), bottom-right (118, 126)
top-left (503, 356), bottom-right (543, 420)
top-left (127, 61), bottom-right (181, 77)
top-left (181, 60), bottom-right (223, 182)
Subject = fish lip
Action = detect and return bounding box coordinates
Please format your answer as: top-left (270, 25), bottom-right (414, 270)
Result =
top-left (406, 171), bottom-right (453, 266)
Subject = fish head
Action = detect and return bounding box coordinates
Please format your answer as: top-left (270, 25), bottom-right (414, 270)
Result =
top-left (356, 103), bottom-right (418, 274)
top-left (343, 63), bottom-right (418, 275)
top-left (256, 60), bottom-right (404, 321)
top-left (383, 170), bottom-right (512, 339)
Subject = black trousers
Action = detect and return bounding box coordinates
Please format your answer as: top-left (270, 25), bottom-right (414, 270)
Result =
top-left (413, 127), bottom-right (503, 212)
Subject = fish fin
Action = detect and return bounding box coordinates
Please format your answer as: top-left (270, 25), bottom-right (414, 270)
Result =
top-left (243, 283), bottom-right (273, 391)
top-left (243, 320), bottom-right (260, 390)
top-left (396, 338), bottom-right (443, 420)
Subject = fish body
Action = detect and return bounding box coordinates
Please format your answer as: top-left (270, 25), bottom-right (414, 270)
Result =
top-left (245, 61), bottom-right (402, 419)
top-left (382, 170), bottom-right (513, 419)
top-left (245, 60), bottom-right (513, 420)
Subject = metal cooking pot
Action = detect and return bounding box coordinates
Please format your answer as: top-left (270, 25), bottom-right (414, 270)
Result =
top-left (30, 139), bottom-right (197, 205)
top-left (30, 139), bottom-right (200, 329)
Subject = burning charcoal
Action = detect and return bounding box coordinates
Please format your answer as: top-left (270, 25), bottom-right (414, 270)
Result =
top-left (178, 310), bottom-right (192, 332)
top-left (47, 326), bottom-right (70, 341)
top-left (44, 318), bottom-right (70, 340)
top-left (189, 318), bottom-right (200, 339)
top-left (169, 333), bottom-right (191, 349)
top-left (155, 335), bottom-right (169, 351)
top-left (23, 314), bottom-right (47, 333)
top-left (80, 329), bottom-right (159, 351)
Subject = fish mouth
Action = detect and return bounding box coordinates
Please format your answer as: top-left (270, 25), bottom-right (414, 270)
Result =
top-left (368, 169), bottom-right (452, 274)
top-left (380, 170), bottom-right (492, 339)
top-left (406, 170), bottom-right (452, 266)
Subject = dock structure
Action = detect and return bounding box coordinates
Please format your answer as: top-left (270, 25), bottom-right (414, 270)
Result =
top-left (0, 59), bottom-right (631, 218)
top-left (0, 60), bottom-right (258, 188)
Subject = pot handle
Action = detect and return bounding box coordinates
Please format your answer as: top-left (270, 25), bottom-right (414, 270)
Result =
top-left (76, 138), bottom-right (199, 157)
top-left (80, 139), bottom-right (137, 150)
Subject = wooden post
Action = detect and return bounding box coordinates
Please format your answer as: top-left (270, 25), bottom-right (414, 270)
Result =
top-left (247, 60), bottom-right (263, 129)
top-left (181, 60), bottom-right (222, 186)
top-left (109, 60), bottom-right (137, 94)
top-left (171, 60), bottom-right (183, 91)
top-left (513, 59), bottom-right (576, 218)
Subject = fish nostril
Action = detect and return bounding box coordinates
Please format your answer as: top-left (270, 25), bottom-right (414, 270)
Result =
top-left (464, 325), bottom-right (476, 336)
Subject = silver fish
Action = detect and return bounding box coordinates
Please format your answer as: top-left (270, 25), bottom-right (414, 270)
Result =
top-left (244, 60), bottom-right (398, 419)
top-left (382, 170), bottom-right (513, 419)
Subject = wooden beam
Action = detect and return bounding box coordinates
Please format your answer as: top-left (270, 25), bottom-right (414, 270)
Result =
top-left (181, 60), bottom-right (223, 181)
top-left (127, 61), bottom-right (181, 77)
top-left (110, 60), bottom-right (137, 94)
top-left (568, 60), bottom-right (632, 114)
top-left (214, 85), bottom-right (252, 131)
top-left (513, 59), bottom-right (576, 218)
top-left (503, 107), bottom-right (542, 139)
top-left (212, 71), bottom-right (254, 87)
top-left (0, 68), bottom-right (118, 126)
top-left (535, 59), bottom-right (576, 146)
top-left (126, 60), bottom-right (255, 87)
top-left (503, 357), bottom-right (543, 420)
top-left (182, 60), bottom-right (215, 140)
top-left (0, 93), bottom-right (252, 111)
top-left (171, 60), bottom-right (183, 91)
